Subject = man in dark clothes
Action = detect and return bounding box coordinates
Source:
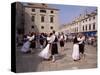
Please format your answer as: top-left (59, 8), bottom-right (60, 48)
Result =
top-left (50, 31), bottom-right (58, 62)
top-left (77, 33), bottom-right (85, 58)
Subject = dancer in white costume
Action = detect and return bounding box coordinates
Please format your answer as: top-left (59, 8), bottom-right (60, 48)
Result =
top-left (72, 36), bottom-right (80, 61)
top-left (21, 34), bottom-right (35, 53)
top-left (39, 35), bottom-right (51, 59)
top-left (21, 41), bottom-right (31, 53)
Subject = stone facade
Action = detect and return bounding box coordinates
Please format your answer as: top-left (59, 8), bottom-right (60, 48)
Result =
top-left (59, 9), bottom-right (97, 36)
top-left (24, 3), bottom-right (59, 34)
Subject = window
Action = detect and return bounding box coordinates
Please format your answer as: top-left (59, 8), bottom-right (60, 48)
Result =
top-left (51, 10), bottom-right (54, 13)
top-left (40, 9), bottom-right (46, 13)
top-left (83, 26), bottom-right (84, 31)
top-left (41, 16), bottom-right (45, 22)
top-left (89, 24), bottom-right (91, 30)
top-left (93, 23), bottom-right (95, 30)
top-left (77, 27), bottom-right (78, 32)
top-left (75, 28), bottom-right (76, 32)
top-left (89, 18), bottom-right (91, 21)
top-left (50, 26), bottom-right (53, 29)
top-left (85, 19), bottom-right (87, 22)
top-left (41, 26), bottom-right (44, 29)
top-left (50, 16), bottom-right (54, 23)
top-left (32, 9), bottom-right (35, 12)
top-left (42, 3), bottom-right (46, 6)
top-left (31, 16), bottom-right (35, 22)
top-left (83, 20), bottom-right (84, 23)
top-left (85, 25), bottom-right (87, 31)
top-left (31, 26), bottom-right (34, 29)
top-left (93, 16), bottom-right (95, 19)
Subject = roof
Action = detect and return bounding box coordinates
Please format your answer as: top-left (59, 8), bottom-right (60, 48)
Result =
top-left (24, 6), bottom-right (59, 10)
top-left (24, 3), bottom-right (59, 10)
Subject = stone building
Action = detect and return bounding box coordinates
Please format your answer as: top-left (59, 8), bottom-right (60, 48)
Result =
top-left (59, 9), bottom-right (97, 36)
top-left (13, 2), bottom-right (59, 44)
top-left (24, 3), bottom-right (59, 34)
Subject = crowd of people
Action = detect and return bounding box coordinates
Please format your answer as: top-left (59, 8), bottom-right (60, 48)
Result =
top-left (18, 30), bottom-right (96, 62)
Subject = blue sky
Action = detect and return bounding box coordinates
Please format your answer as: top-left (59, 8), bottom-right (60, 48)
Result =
top-left (48, 4), bottom-right (97, 25)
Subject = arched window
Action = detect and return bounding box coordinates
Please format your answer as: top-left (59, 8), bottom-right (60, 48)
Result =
top-left (93, 16), bottom-right (95, 19)
top-left (85, 25), bottom-right (87, 31)
top-left (93, 23), bottom-right (95, 30)
top-left (89, 18), bottom-right (91, 21)
top-left (89, 24), bottom-right (91, 30)
top-left (31, 16), bottom-right (35, 22)
top-left (83, 26), bottom-right (84, 31)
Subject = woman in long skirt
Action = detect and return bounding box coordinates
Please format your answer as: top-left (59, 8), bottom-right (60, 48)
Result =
top-left (51, 32), bottom-right (58, 62)
top-left (39, 33), bottom-right (44, 49)
top-left (59, 32), bottom-right (65, 51)
top-left (39, 35), bottom-right (51, 60)
top-left (21, 41), bottom-right (31, 53)
top-left (30, 33), bottom-right (36, 49)
top-left (72, 36), bottom-right (80, 61)
top-left (39, 44), bottom-right (51, 59)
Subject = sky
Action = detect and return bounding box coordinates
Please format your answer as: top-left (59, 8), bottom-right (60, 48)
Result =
top-left (48, 4), bottom-right (97, 25)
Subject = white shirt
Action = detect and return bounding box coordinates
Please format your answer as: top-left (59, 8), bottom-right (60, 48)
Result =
top-left (49, 34), bottom-right (55, 43)
top-left (47, 37), bottom-right (50, 41)
top-left (64, 34), bottom-right (66, 40)
top-left (27, 35), bottom-right (35, 41)
top-left (59, 35), bottom-right (64, 41)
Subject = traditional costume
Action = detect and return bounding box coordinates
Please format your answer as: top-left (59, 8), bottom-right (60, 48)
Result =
top-left (59, 35), bottom-right (65, 47)
top-left (21, 41), bottom-right (31, 53)
top-left (29, 34), bottom-right (36, 49)
top-left (72, 37), bottom-right (80, 60)
top-left (51, 34), bottom-right (58, 55)
top-left (38, 37), bottom-right (51, 59)
top-left (50, 34), bottom-right (58, 62)
top-left (39, 34), bottom-right (45, 48)
top-left (77, 36), bottom-right (85, 54)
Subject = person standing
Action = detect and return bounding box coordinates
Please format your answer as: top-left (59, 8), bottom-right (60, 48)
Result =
top-left (59, 32), bottom-right (65, 51)
top-left (72, 35), bottom-right (80, 61)
top-left (43, 33), bottom-right (48, 48)
top-left (39, 33), bottom-right (45, 49)
top-left (38, 33), bottom-right (51, 60)
top-left (50, 31), bottom-right (58, 62)
top-left (77, 33), bottom-right (85, 59)
top-left (29, 32), bottom-right (36, 50)
top-left (21, 33), bottom-right (32, 53)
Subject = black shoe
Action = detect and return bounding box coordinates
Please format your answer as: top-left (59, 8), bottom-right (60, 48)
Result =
top-left (74, 60), bottom-right (77, 61)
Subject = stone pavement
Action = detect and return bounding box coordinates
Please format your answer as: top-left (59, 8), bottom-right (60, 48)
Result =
top-left (16, 42), bottom-right (97, 73)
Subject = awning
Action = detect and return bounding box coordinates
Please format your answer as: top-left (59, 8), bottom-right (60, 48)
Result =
top-left (83, 31), bottom-right (97, 36)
